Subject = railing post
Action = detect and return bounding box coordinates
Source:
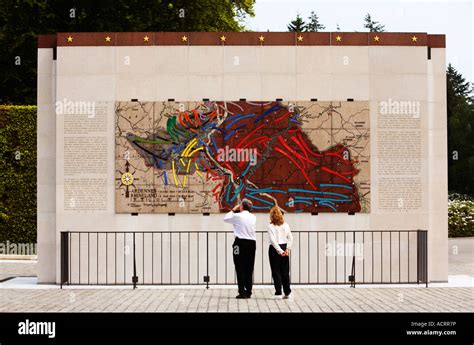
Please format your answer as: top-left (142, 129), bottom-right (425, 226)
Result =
top-left (205, 232), bottom-right (210, 289)
top-left (349, 231), bottom-right (356, 288)
top-left (132, 232), bottom-right (138, 289)
top-left (416, 229), bottom-right (429, 288)
top-left (417, 230), bottom-right (420, 285)
top-left (60, 232), bottom-right (63, 289)
top-left (60, 231), bottom-right (69, 289)
top-left (424, 230), bottom-right (428, 288)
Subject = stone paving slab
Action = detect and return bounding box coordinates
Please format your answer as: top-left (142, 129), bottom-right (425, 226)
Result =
top-left (448, 238), bottom-right (474, 276)
top-left (0, 287), bottom-right (472, 312)
top-left (0, 261), bottom-right (36, 281)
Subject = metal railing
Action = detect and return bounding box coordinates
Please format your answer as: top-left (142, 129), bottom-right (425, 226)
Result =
top-left (60, 230), bottom-right (428, 288)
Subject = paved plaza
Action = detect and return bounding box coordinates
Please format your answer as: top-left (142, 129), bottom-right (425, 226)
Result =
top-left (0, 283), bottom-right (472, 313)
top-left (0, 238), bottom-right (472, 313)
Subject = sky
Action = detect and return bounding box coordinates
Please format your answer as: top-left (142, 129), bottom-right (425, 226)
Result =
top-left (243, 0), bottom-right (473, 82)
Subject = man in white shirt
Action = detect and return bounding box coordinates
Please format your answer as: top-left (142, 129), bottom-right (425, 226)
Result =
top-left (223, 198), bottom-right (256, 299)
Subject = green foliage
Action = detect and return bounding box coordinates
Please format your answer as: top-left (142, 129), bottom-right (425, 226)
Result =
top-left (288, 11), bottom-right (325, 32)
top-left (448, 193), bottom-right (474, 237)
top-left (305, 11), bottom-right (325, 32)
top-left (0, 0), bottom-right (255, 105)
top-left (364, 13), bottom-right (385, 32)
top-left (287, 13), bottom-right (306, 32)
top-left (449, 192), bottom-right (474, 202)
top-left (447, 64), bottom-right (474, 195)
top-left (0, 106), bottom-right (37, 244)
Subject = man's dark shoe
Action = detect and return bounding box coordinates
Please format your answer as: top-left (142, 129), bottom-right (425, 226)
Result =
top-left (236, 294), bottom-right (248, 299)
top-left (246, 293), bottom-right (252, 298)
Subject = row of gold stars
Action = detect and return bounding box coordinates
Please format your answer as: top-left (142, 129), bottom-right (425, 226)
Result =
top-left (334, 35), bottom-right (418, 43)
top-left (66, 34), bottom-right (189, 43)
top-left (65, 34), bottom-right (420, 44)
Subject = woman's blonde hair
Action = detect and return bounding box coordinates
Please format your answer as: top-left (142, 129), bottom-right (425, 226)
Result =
top-left (270, 206), bottom-right (284, 226)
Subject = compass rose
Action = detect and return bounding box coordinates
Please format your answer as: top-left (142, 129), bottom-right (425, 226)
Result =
top-left (116, 161), bottom-right (139, 198)
top-left (121, 172), bottom-right (134, 186)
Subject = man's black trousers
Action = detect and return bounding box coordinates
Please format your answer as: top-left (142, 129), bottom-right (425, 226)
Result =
top-left (232, 237), bottom-right (256, 297)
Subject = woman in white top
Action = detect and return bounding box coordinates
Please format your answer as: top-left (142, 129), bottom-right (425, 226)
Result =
top-left (268, 206), bottom-right (293, 299)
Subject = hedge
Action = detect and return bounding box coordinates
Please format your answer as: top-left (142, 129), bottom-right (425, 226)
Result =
top-left (0, 106), bottom-right (37, 244)
top-left (448, 193), bottom-right (474, 237)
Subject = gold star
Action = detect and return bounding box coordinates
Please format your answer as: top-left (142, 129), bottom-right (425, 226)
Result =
top-left (143, 35), bottom-right (150, 42)
top-left (258, 35), bottom-right (265, 43)
top-left (297, 35), bottom-right (304, 42)
top-left (105, 36), bottom-right (111, 42)
top-left (220, 35), bottom-right (226, 42)
top-left (66, 36), bottom-right (73, 43)
top-left (181, 35), bottom-right (188, 42)
top-left (411, 35), bottom-right (418, 43)
top-left (335, 35), bottom-right (342, 42)
top-left (373, 35), bottom-right (380, 42)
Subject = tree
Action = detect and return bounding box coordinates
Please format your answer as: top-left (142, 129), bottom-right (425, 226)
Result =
top-left (305, 11), bottom-right (325, 32)
top-left (363, 13), bottom-right (385, 32)
top-left (447, 64), bottom-right (472, 101)
top-left (446, 64), bottom-right (474, 195)
top-left (0, 0), bottom-right (255, 105)
top-left (287, 13), bottom-right (306, 32)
